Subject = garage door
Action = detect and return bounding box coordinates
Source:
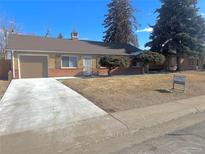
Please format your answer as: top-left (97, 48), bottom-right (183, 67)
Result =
top-left (19, 55), bottom-right (48, 78)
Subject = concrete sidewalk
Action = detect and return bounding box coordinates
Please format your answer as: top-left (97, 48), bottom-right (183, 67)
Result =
top-left (111, 95), bottom-right (205, 132)
top-left (1, 91), bottom-right (205, 154)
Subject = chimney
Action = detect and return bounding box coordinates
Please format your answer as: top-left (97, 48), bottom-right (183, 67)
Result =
top-left (71, 31), bottom-right (78, 40)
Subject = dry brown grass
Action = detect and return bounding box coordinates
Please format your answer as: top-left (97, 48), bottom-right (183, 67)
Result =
top-left (0, 80), bottom-right (9, 99)
top-left (63, 71), bottom-right (205, 112)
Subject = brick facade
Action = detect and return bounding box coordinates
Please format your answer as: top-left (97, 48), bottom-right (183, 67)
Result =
top-left (48, 68), bottom-right (83, 77)
top-left (13, 51), bottom-right (142, 78)
top-left (98, 67), bottom-right (142, 76)
top-left (13, 52), bottom-right (93, 78)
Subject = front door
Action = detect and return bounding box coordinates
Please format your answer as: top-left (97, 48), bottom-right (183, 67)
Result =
top-left (83, 56), bottom-right (92, 76)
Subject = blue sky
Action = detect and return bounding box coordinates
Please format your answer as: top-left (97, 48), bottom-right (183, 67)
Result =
top-left (0, 0), bottom-right (205, 49)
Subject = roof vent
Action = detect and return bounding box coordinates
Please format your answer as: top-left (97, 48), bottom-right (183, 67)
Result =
top-left (71, 31), bottom-right (78, 40)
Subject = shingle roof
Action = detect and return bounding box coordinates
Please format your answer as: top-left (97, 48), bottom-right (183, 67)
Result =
top-left (6, 34), bottom-right (142, 55)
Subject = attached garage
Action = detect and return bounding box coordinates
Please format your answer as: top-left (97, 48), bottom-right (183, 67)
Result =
top-left (19, 55), bottom-right (48, 78)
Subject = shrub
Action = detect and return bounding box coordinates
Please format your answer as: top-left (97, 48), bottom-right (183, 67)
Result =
top-left (99, 56), bottom-right (131, 75)
top-left (138, 51), bottom-right (165, 66)
top-left (137, 51), bottom-right (165, 73)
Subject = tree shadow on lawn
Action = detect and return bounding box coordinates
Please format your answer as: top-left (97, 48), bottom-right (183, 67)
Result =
top-left (155, 88), bottom-right (185, 93)
top-left (155, 88), bottom-right (174, 93)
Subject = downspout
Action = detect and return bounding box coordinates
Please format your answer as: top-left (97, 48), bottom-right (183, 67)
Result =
top-left (12, 50), bottom-right (15, 79)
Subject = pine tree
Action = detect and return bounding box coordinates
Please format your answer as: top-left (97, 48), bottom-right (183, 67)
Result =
top-left (146, 0), bottom-right (205, 70)
top-left (103, 0), bottom-right (138, 47)
top-left (57, 33), bottom-right (63, 39)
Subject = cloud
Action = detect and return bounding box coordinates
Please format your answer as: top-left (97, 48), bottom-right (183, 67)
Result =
top-left (137, 27), bottom-right (153, 33)
top-left (201, 13), bottom-right (205, 17)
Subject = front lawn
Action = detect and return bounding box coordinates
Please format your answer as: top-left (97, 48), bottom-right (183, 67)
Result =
top-left (63, 71), bottom-right (205, 113)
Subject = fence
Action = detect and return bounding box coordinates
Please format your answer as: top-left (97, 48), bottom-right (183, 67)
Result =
top-left (0, 59), bottom-right (11, 80)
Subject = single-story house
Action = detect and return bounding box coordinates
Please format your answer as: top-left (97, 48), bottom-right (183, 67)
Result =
top-left (5, 33), bottom-right (142, 79)
top-left (149, 55), bottom-right (205, 71)
top-left (165, 55), bottom-right (205, 71)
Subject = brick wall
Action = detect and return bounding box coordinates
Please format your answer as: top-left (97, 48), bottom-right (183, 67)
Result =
top-left (13, 51), bottom-right (101, 78)
top-left (13, 51), bottom-right (143, 78)
top-left (110, 67), bottom-right (142, 75)
top-left (98, 67), bottom-right (142, 76)
top-left (48, 68), bottom-right (83, 77)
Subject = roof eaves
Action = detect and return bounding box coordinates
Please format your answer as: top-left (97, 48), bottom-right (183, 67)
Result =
top-left (10, 49), bottom-right (135, 56)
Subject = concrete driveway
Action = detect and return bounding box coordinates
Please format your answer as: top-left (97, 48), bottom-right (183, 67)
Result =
top-left (0, 78), bottom-right (107, 135)
top-left (0, 78), bottom-right (127, 154)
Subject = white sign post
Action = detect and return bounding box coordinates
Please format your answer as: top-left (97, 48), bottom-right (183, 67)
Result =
top-left (173, 75), bottom-right (186, 92)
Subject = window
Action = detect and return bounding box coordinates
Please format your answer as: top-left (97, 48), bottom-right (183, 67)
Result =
top-left (61, 56), bottom-right (78, 68)
top-left (132, 62), bottom-right (142, 68)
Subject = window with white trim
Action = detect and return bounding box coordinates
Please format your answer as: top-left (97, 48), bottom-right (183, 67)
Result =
top-left (61, 56), bottom-right (78, 68)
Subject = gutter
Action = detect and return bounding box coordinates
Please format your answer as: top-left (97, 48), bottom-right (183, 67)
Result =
top-left (6, 49), bottom-right (141, 56)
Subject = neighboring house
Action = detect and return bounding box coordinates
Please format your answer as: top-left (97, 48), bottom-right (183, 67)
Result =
top-left (165, 55), bottom-right (205, 71)
top-left (5, 32), bottom-right (142, 79)
top-left (149, 55), bottom-right (205, 71)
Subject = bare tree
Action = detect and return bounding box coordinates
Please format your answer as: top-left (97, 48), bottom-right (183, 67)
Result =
top-left (0, 17), bottom-right (19, 54)
top-left (45, 28), bottom-right (51, 38)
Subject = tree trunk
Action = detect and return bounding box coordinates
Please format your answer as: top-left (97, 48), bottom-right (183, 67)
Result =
top-left (176, 54), bottom-right (181, 71)
top-left (146, 64), bottom-right (150, 73)
top-left (108, 68), bottom-right (112, 76)
top-left (167, 55), bottom-right (170, 71)
top-left (142, 64), bottom-right (149, 74)
top-left (142, 66), bottom-right (145, 74)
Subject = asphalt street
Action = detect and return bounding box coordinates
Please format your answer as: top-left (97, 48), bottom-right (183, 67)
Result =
top-left (116, 120), bottom-right (205, 154)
